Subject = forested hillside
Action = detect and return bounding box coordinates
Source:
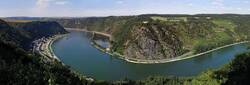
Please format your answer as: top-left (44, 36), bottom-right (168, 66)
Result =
top-left (1, 16), bottom-right (250, 85)
top-left (0, 19), bottom-right (30, 49)
top-left (7, 21), bottom-right (67, 49)
top-left (0, 19), bottom-right (90, 84)
top-left (50, 14), bottom-right (250, 60)
top-left (0, 41), bottom-right (91, 85)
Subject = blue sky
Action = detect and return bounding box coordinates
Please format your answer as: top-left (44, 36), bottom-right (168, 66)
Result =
top-left (0, 0), bottom-right (250, 17)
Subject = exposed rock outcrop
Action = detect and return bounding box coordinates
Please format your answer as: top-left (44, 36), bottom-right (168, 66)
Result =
top-left (124, 25), bottom-right (183, 60)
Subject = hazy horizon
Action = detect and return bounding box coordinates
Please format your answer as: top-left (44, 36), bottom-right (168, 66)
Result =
top-left (2, 13), bottom-right (250, 18)
top-left (1, 0), bottom-right (250, 17)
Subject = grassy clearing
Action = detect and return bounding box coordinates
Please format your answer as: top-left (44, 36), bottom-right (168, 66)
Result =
top-left (151, 16), bottom-right (187, 22)
top-left (212, 19), bottom-right (236, 32)
top-left (5, 20), bottom-right (33, 23)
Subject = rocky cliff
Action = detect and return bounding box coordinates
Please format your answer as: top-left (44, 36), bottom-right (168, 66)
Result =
top-left (124, 24), bottom-right (183, 59)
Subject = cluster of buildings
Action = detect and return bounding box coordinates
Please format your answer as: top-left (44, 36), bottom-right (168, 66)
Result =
top-left (32, 36), bottom-right (59, 62)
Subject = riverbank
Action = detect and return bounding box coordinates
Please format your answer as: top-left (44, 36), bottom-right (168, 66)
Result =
top-left (33, 33), bottom-right (95, 81)
top-left (126, 41), bottom-right (250, 64)
top-left (93, 40), bottom-right (249, 64)
top-left (64, 28), bottom-right (250, 64)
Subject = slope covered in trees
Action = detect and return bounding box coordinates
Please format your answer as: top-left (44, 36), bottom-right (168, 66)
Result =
top-left (49, 14), bottom-right (250, 60)
top-left (1, 39), bottom-right (250, 85)
top-left (0, 19), bottom-right (91, 84)
top-left (0, 19), bottom-right (31, 48)
top-left (1, 16), bottom-right (250, 84)
top-left (0, 19), bottom-right (67, 50)
top-left (0, 41), bottom-right (91, 85)
top-left (7, 21), bottom-right (68, 49)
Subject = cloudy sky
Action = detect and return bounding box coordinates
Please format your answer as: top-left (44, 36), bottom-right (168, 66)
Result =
top-left (0, 0), bottom-right (250, 17)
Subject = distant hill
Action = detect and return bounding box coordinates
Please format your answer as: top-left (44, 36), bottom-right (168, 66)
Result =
top-left (0, 20), bottom-right (67, 49)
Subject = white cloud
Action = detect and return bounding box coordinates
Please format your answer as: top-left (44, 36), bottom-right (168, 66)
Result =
top-left (35, 0), bottom-right (68, 8)
top-left (211, 0), bottom-right (224, 6)
top-left (55, 1), bottom-right (68, 5)
top-left (36, 0), bottom-right (53, 9)
top-left (33, 0), bottom-right (53, 15)
top-left (188, 3), bottom-right (193, 6)
top-left (116, 0), bottom-right (124, 4)
top-left (32, 0), bottom-right (68, 16)
top-left (237, 8), bottom-right (243, 10)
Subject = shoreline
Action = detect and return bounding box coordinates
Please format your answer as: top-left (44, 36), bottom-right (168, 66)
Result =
top-left (33, 34), bottom-right (67, 62)
top-left (125, 41), bottom-right (249, 64)
top-left (65, 28), bottom-right (249, 64)
top-left (119, 41), bottom-right (249, 64)
top-left (33, 33), bottom-right (95, 81)
top-left (92, 39), bottom-right (249, 64)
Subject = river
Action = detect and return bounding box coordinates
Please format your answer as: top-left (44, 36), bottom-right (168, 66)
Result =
top-left (52, 31), bottom-right (249, 81)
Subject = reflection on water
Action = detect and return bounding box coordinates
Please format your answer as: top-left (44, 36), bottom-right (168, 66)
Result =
top-left (93, 40), bottom-right (110, 48)
top-left (52, 31), bottom-right (249, 80)
top-left (92, 33), bottom-right (110, 48)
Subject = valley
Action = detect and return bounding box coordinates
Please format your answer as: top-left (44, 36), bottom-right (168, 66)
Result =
top-left (47, 15), bottom-right (250, 64)
top-left (2, 0), bottom-right (250, 84)
top-left (52, 30), bottom-right (249, 80)
top-left (1, 14), bottom-right (250, 85)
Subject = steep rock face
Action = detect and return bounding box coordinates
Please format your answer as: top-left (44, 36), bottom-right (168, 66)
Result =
top-left (124, 25), bottom-right (183, 60)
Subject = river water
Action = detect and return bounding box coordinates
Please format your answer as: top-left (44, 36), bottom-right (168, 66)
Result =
top-left (52, 31), bottom-right (249, 81)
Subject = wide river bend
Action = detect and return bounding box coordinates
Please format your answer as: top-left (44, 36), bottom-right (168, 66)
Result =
top-left (52, 31), bottom-right (249, 81)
